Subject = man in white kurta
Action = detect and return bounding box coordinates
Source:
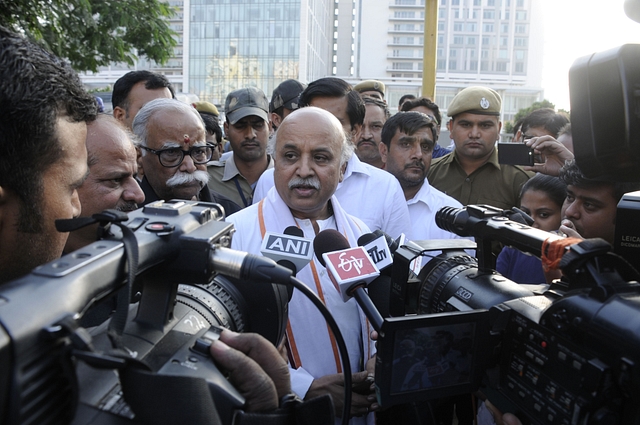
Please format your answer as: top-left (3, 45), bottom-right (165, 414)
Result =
top-left (227, 107), bottom-right (376, 424)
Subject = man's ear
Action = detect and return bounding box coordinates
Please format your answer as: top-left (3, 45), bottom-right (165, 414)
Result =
top-left (339, 162), bottom-right (347, 183)
top-left (113, 106), bottom-right (126, 123)
top-left (446, 119), bottom-right (453, 133)
top-left (514, 129), bottom-right (523, 143)
top-left (223, 120), bottom-right (229, 136)
top-left (379, 142), bottom-right (389, 164)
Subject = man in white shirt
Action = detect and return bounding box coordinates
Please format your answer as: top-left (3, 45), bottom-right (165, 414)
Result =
top-left (227, 107), bottom-right (376, 424)
top-left (254, 77), bottom-right (411, 239)
top-left (379, 111), bottom-right (462, 241)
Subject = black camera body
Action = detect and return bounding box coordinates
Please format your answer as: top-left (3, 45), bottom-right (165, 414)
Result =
top-left (371, 204), bottom-right (640, 424)
top-left (0, 200), bottom-right (289, 425)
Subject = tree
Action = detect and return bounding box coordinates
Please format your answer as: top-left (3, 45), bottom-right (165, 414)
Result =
top-left (503, 99), bottom-right (557, 134)
top-left (0, 0), bottom-right (177, 72)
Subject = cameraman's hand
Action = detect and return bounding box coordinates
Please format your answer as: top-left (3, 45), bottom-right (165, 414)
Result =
top-left (524, 136), bottom-right (574, 176)
top-left (484, 400), bottom-right (523, 425)
top-left (209, 330), bottom-right (290, 412)
top-left (305, 371), bottom-right (377, 418)
top-left (559, 219), bottom-right (583, 240)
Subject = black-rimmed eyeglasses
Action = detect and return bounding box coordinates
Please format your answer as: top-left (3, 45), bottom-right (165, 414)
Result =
top-left (139, 145), bottom-right (214, 168)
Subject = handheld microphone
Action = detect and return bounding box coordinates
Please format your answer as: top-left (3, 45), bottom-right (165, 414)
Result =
top-left (314, 229), bottom-right (383, 331)
top-left (357, 232), bottom-right (393, 273)
top-left (357, 232), bottom-right (396, 318)
top-left (260, 226), bottom-right (313, 277)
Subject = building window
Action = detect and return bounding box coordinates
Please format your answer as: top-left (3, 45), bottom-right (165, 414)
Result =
top-left (437, 59), bottom-right (446, 70)
top-left (449, 48), bottom-right (457, 56)
top-left (474, 0), bottom-right (481, 4)
top-left (454, 22), bottom-right (463, 31)
top-left (395, 11), bottom-right (416, 18)
top-left (483, 10), bottom-right (495, 19)
top-left (487, 0), bottom-right (495, 5)
top-left (438, 22), bottom-right (445, 31)
top-left (501, 37), bottom-right (508, 46)
top-left (516, 11), bottom-right (527, 20)
top-left (393, 62), bottom-right (414, 70)
top-left (469, 60), bottom-right (478, 70)
top-left (453, 36), bottom-right (464, 44)
top-left (467, 36), bottom-right (476, 44)
top-left (449, 60), bottom-right (457, 70)
top-left (452, 0), bottom-right (460, 4)
top-left (501, 23), bottom-right (509, 32)
top-left (496, 62), bottom-right (507, 72)
top-left (514, 37), bottom-right (528, 46)
top-left (515, 24), bottom-right (527, 33)
top-left (515, 50), bottom-right (525, 60)
top-left (481, 61), bottom-right (489, 71)
top-left (483, 23), bottom-right (494, 32)
top-left (499, 49), bottom-right (508, 58)
top-left (517, 0), bottom-right (524, 6)
top-left (515, 62), bottom-right (525, 73)
top-left (466, 23), bottom-right (477, 31)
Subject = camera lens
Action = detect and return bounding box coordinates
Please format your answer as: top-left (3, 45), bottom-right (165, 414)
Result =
top-left (176, 276), bottom-right (247, 332)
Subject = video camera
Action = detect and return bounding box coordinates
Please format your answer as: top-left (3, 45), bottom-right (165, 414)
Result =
top-left (0, 200), bottom-right (290, 425)
top-left (367, 204), bottom-right (640, 425)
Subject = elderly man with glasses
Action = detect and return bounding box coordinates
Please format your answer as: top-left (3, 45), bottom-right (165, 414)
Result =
top-left (133, 98), bottom-right (241, 215)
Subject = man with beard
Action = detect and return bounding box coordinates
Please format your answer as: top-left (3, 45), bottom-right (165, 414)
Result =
top-left (64, 115), bottom-right (145, 253)
top-left (133, 98), bottom-right (241, 215)
top-left (354, 97), bottom-right (389, 169)
top-left (380, 112), bottom-right (462, 240)
top-left (227, 107), bottom-right (377, 424)
top-left (428, 86), bottom-right (533, 210)
top-left (208, 87), bottom-right (274, 207)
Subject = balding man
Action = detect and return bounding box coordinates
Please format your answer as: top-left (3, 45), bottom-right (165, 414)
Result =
top-left (64, 115), bottom-right (145, 253)
top-left (227, 107), bottom-right (376, 423)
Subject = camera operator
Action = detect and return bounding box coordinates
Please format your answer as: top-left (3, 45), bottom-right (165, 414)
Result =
top-left (557, 159), bottom-right (640, 244)
top-left (0, 26), bottom-right (310, 424)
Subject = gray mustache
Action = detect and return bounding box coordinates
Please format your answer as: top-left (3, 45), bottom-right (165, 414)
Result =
top-left (166, 170), bottom-right (210, 187)
top-left (288, 176), bottom-right (321, 190)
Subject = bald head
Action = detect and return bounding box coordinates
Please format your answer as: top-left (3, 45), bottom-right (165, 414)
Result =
top-left (273, 107), bottom-right (353, 220)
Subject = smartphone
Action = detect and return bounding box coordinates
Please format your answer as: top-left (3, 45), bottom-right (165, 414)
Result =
top-left (497, 143), bottom-right (536, 166)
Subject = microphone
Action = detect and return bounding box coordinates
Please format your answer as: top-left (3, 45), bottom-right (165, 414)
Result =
top-left (357, 231), bottom-right (397, 318)
top-left (357, 231), bottom-right (393, 273)
top-left (209, 246), bottom-right (292, 285)
top-left (260, 226), bottom-right (313, 276)
top-left (314, 229), bottom-right (383, 331)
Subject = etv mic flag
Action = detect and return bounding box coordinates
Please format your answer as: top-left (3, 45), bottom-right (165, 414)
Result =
top-left (323, 247), bottom-right (380, 302)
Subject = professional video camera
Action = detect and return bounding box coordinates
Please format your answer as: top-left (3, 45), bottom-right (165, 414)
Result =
top-left (0, 200), bottom-right (291, 425)
top-left (369, 203), bottom-right (640, 425)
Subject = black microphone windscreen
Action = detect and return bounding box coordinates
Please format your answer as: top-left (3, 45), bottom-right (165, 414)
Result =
top-left (357, 232), bottom-right (378, 247)
top-left (313, 229), bottom-right (350, 267)
top-left (284, 226), bottom-right (304, 237)
top-left (373, 229), bottom-right (398, 253)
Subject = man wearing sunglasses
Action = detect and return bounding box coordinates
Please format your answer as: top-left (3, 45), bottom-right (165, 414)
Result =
top-left (132, 98), bottom-right (241, 215)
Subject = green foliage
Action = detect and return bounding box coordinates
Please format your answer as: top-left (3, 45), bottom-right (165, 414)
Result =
top-left (0, 0), bottom-right (178, 72)
top-left (503, 99), bottom-right (556, 134)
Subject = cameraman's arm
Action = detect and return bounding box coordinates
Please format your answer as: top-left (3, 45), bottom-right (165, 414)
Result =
top-left (209, 330), bottom-right (290, 412)
top-left (305, 371), bottom-right (374, 418)
top-left (524, 136), bottom-right (574, 176)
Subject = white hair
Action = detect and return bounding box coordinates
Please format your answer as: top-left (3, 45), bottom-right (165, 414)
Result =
top-left (132, 98), bottom-right (204, 154)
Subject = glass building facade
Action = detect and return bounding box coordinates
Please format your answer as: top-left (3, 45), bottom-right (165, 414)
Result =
top-left (189, 0), bottom-right (303, 105)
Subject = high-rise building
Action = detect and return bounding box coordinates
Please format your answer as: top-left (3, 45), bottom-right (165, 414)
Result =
top-left (188, 0), bottom-right (337, 105)
top-left (349, 0), bottom-right (545, 124)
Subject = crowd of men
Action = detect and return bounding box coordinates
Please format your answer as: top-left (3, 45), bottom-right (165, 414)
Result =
top-left (2, 24), bottom-right (635, 425)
